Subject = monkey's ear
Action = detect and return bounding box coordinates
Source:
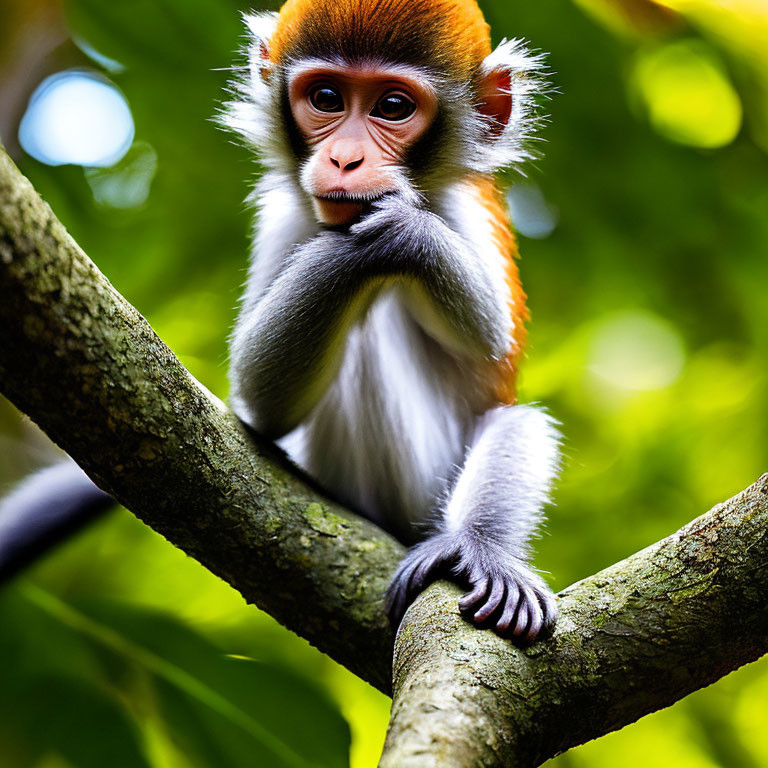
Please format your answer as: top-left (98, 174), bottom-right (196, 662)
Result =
top-left (244, 12), bottom-right (279, 86)
top-left (473, 39), bottom-right (548, 171)
top-left (219, 12), bottom-right (280, 151)
top-left (475, 68), bottom-right (513, 135)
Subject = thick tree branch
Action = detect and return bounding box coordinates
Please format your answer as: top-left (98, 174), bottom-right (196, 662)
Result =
top-left (1, 147), bottom-right (766, 767)
top-left (382, 475), bottom-right (768, 766)
top-left (0, 147), bottom-right (401, 693)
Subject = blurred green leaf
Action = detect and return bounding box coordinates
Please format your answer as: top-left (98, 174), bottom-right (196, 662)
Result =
top-left (2, 586), bottom-right (349, 768)
top-left (0, 589), bottom-right (149, 768)
top-left (16, 677), bottom-right (152, 768)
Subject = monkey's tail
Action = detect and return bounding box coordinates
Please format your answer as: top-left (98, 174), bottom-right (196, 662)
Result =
top-left (0, 459), bottom-right (114, 582)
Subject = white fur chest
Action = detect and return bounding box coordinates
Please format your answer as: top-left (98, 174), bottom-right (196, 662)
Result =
top-left (278, 288), bottom-right (474, 540)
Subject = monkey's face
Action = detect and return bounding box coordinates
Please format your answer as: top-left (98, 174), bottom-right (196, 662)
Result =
top-left (289, 63), bottom-right (438, 226)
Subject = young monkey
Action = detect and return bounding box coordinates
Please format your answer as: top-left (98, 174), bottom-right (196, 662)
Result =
top-left (226, 0), bottom-right (560, 643)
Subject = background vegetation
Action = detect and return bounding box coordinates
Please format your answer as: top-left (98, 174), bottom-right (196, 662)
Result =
top-left (0, 0), bottom-right (766, 765)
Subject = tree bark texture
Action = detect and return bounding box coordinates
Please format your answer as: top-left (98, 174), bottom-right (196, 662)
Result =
top-left (0, 147), bottom-right (401, 693)
top-left (382, 476), bottom-right (768, 766)
top-left (1, 147), bottom-right (767, 767)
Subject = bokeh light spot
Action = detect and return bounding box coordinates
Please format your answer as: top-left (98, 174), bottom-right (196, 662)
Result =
top-left (19, 70), bottom-right (134, 167)
top-left (507, 183), bottom-right (559, 239)
top-left (85, 142), bottom-right (158, 209)
top-left (588, 310), bottom-right (686, 391)
top-left (631, 40), bottom-right (742, 149)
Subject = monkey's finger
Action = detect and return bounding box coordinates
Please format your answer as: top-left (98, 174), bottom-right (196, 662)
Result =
top-left (383, 582), bottom-right (399, 620)
top-left (386, 585), bottom-right (410, 628)
top-left (513, 593), bottom-right (532, 638)
top-left (458, 575), bottom-right (489, 613)
top-left (472, 577), bottom-right (506, 623)
top-left (538, 589), bottom-right (559, 635)
top-left (523, 589), bottom-right (544, 645)
top-left (495, 582), bottom-right (521, 634)
top-left (385, 565), bottom-right (416, 626)
top-left (408, 550), bottom-right (443, 595)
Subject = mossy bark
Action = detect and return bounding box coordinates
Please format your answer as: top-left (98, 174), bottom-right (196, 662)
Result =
top-left (1, 147), bottom-right (766, 767)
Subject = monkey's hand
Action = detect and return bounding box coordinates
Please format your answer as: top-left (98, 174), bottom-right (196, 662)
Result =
top-left (350, 194), bottom-right (511, 361)
top-left (386, 531), bottom-right (558, 646)
top-left (348, 193), bottom-right (434, 272)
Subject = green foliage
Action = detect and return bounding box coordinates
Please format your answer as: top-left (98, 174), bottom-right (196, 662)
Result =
top-left (1, 0), bottom-right (766, 765)
top-left (0, 582), bottom-right (349, 768)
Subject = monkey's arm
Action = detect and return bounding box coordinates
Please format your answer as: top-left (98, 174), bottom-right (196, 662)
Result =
top-left (231, 196), bottom-right (511, 438)
top-left (350, 195), bottom-right (512, 362)
top-left (230, 231), bottom-right (386, 438)
top-left (387, 405), bottom-right (560, 644)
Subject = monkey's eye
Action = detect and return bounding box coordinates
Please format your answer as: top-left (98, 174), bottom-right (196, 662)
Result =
top-left (370, 92), bottom-right (416, 122)
top-left (309, 85), bottom-right (344, 112)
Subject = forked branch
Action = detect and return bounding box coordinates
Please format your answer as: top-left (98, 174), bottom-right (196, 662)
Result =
top-left (1, 148), bottom-right (766, 768)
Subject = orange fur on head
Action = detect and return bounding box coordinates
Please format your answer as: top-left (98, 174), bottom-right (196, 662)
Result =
top-left (270, 0), bottom-right (491, 81)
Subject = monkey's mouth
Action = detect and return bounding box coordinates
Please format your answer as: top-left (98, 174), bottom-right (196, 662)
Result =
top-left (314, 191), bottom-right (387, 205)
top-left (313, 191), bottom-right (388, 224)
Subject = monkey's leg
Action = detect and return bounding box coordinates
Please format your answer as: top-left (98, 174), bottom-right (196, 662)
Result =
top-left (386, 404), bottom-right (560, 645)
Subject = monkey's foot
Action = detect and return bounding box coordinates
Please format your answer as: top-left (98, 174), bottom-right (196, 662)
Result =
top-left (385, 532), bottom-right (557, 646)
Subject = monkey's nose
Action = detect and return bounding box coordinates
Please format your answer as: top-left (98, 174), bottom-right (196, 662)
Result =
top-left (330, 154), bottom-right (364, 171)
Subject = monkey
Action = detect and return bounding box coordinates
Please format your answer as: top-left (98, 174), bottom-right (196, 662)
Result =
top-left (0, 0), bottom-right (559, 644)
top-left (224, 0), bottom-right (560, 644)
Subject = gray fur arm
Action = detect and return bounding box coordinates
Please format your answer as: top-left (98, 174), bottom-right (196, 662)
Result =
top-left (442, 405), bottom-right (560, 548)
top-left (387, 405), bottom-right (561, 644)
top-left (230, 230), bottom-right (386, 437)
top-left (230, 196), bottom-right (510, 438)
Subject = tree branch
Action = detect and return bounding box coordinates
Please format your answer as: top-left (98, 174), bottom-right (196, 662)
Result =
top-left (1, 147), bottom-right (766, 766)
top-left (0, 147), bottom-right (401, 693)
top-left (381, 475), bottom-right (768, 766)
